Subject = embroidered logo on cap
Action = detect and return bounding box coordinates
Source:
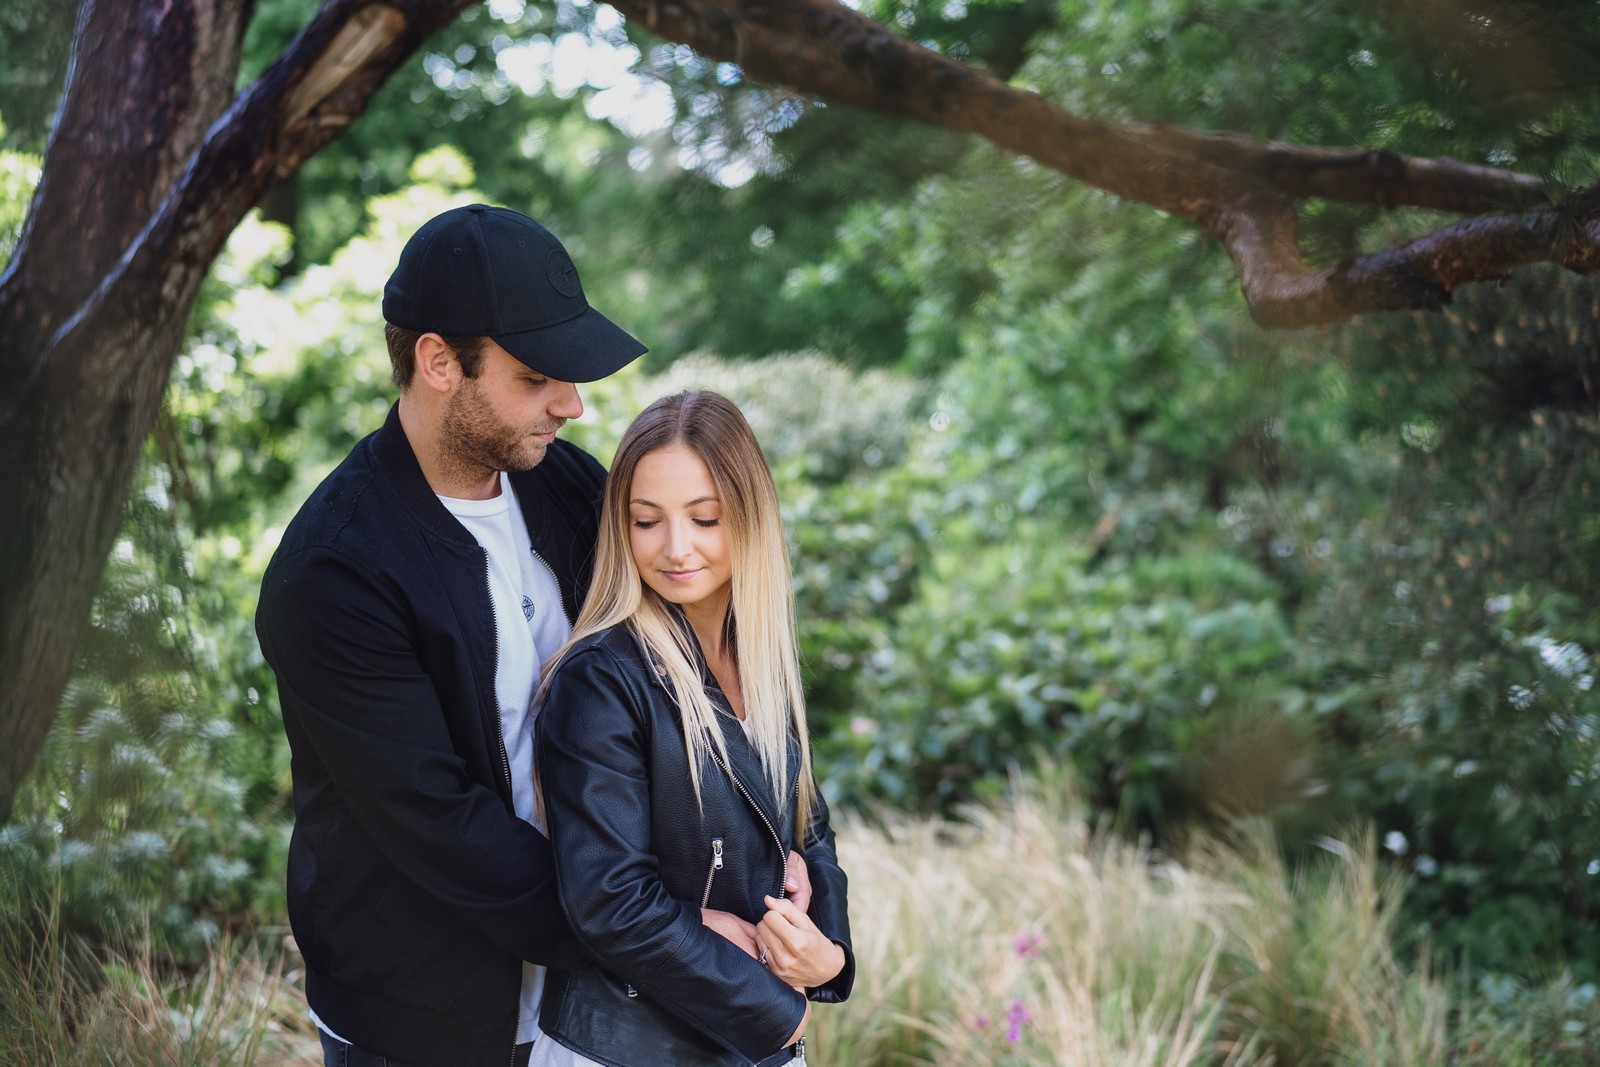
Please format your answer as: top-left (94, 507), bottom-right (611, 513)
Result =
top-left (547, 250), bottom-right (581, 298)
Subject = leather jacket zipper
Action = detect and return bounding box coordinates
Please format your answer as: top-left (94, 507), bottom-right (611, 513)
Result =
top-left (706, 747), bottom-right (790, 899)
top-left (709, 754), bottom-right (810, 1059)
top-left (701, 837), bottom-right (724, 908)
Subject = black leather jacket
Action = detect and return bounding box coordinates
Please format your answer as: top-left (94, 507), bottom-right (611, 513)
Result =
top-left (536, 623), bottom-right (855, 1067)
top-left (256, 403), bottom-right (601, 1067)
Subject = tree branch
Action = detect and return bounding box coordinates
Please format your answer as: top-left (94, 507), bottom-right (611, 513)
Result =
top-left (1120, 124), bottom-right (1550, 215)
top-left (614, 0), bottom-right (1593, 328)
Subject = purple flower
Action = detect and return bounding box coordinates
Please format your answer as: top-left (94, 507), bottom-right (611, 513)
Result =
top-left (1005, 999), bottom-right (1030, 1042)
top-left (972, 1013), bottom-right (990, 1030)
top-left (1014, 931), bottom-right (1043, 957)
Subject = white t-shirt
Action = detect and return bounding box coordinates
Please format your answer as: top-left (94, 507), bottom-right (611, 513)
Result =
top-left (313, 472), bottom-right (571, 1047)
top-left (442, 472), bottom-right (572, 1044)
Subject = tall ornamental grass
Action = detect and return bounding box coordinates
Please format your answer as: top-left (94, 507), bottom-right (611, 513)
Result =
top-left (807, 775), bottom-right (1565, 1066)
top-left (0, 889), bottom-right (318, 1067)
top-left (4, 775), bottom-right (1594, 1065)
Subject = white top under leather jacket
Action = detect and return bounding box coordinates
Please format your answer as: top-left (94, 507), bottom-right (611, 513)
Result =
top-left (536, 621), bottom-right (855, 1067)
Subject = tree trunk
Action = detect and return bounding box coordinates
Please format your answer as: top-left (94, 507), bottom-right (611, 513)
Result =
top-left (0, 0), bottom-right (252, 822)
top-left (0, 0), bottom-right (472, 821)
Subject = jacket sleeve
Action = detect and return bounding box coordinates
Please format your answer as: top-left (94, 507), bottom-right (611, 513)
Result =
top-left (799, 784), bottom-right (855, 1003)
top-left (257, 546), bottom-right (583, 968)
top-left (536, 647), bottom-right (808, 1062)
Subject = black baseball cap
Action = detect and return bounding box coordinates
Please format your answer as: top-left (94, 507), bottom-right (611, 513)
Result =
top-left (382, 203), bottom-right (647, 383)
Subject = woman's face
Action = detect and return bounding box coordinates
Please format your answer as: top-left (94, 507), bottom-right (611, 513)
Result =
top-left (627, 444), bottom-right (732, 618)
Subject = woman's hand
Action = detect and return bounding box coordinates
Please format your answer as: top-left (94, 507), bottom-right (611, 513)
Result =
top-left (756, 894), bottom-right (846, 990)
top-left (701, 908), bottom-right (760, 958)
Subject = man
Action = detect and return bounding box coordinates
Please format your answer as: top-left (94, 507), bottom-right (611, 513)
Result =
top-left (258, 204), bottom-right (652, 1067)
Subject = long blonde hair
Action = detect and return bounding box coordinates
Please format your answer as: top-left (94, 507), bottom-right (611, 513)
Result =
top-left (539, 391), bottom-right (816, 826)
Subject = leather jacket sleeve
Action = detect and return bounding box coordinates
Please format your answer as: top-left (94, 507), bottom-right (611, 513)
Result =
top-left (537, 645), bottom-right (809, 1063)
top-left (258, 546), bottom-right (583, 968)
top-left (797, 785), bottom-right (855, 1003)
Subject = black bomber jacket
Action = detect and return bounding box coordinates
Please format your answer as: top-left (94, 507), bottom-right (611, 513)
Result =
top-left (255, 403), bottom-right (601, 1067)
top-left (536, 623), bottom-right (856, 1067)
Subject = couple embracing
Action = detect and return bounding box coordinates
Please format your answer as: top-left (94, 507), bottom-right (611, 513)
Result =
top-left (256, 205), bottom-right (854, 1067)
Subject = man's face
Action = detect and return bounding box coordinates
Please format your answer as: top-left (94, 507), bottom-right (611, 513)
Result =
top-left (441, 339), bottom-right (584, 473)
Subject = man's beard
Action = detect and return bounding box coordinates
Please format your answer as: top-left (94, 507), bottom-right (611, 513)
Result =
top-left (440, 377), bottom-right (561, 477)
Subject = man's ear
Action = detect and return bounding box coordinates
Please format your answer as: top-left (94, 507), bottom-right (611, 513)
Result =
top-left (412, 333), bottom-right (458, 394)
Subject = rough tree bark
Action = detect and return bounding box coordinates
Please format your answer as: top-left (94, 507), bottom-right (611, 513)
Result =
top-left (0, 0), bottom-right (475, 820)
top-left (1, 0), bottom-right (1594, 818)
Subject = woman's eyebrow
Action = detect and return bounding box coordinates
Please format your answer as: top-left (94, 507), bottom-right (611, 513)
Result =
top-left (629, 496), bottom-right (719, 507)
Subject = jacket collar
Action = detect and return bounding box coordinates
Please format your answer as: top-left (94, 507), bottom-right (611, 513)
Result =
top-left (636, 611), bottom-right (798, 836)
top-left (371, 402), bottom-right (482, 547)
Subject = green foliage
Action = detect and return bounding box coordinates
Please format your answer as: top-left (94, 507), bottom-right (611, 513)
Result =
top-left (0, 125), bottom-right (39, 263)
top-left (245, 0), bottom-right (646, 271)
top-left (1294, 271), bottom-right (1600, 978)
top-left (822, 521), bottom-right (1302, 820)
top-left (5, 0), bottom-right (1599, 1007)
top-left (0, 0), bottom-right (74, 153)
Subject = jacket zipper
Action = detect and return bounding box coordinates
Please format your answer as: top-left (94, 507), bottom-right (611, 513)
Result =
top-left (483, 554), bottom-right (513, 798)
top-left (481, 550), bottom-right (520, 1067)
top-left (700, 838), bottom-right (724, 908)
top-left (529, 545), bottom-right (571, 624)
top-left (706, 747), bottom-right (790, 899)
top-left (710, 753), bottom-right (812, 1058)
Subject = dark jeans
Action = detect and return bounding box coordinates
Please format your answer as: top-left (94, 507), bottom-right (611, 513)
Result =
top-left (318, 1030), bottom-right (533, 1067)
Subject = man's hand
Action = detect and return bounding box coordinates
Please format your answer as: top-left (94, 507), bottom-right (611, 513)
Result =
top-left (784, 850), bottom-right (811, 913)
top-left (700, 908), bottom-right (760, 958)
top-left (757, 894), bottom-right (846, 990)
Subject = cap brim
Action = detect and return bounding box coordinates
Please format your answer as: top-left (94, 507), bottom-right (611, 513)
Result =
top-left (494, 306), bottom-right (647, 383)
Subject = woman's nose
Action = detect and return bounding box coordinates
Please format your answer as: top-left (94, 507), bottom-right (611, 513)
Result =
top-left (663, 520), bottom-right (692, 560)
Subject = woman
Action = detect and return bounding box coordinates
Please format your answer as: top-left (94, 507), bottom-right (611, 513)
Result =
top-left (532, 391), bottom-right (853, 1067)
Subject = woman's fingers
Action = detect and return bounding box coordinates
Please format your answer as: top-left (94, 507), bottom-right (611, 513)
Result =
top-left (757, 896), bottom-right (810, 957)
top-left (758, 895), bottom-right (844, 988)
top-left (762, 894), bottom-right (813, 929)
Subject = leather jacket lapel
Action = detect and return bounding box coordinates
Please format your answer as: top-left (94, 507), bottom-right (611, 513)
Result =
top-left (641, 611), bottom-right (798, 841)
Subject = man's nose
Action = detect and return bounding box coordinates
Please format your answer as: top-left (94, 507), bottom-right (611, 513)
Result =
top-left (550, 380), bottom-right (583, 420)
